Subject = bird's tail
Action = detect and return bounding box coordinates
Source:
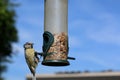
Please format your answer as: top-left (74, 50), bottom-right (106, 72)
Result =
top-left (32, 74), bottom-right (36, 80)
top-left (30, 67), bottom-right (36, 77)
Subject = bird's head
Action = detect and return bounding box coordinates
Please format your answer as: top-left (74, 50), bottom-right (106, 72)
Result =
top-left (23, 42), bottom-right (33, 49)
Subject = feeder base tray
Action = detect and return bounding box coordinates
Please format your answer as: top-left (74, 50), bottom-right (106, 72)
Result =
top-left (42, 60), bottom-right (70, 66)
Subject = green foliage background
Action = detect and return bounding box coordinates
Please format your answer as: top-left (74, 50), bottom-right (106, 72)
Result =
top-left (0, 0), bottom-right (18, 80)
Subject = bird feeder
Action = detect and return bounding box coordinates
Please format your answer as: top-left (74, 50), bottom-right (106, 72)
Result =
top-left (42, 0), bottom-right (75, 66)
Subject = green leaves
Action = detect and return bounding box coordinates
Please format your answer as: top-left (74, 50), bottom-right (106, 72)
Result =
top-left (0, 0), bottom-right (18, 79)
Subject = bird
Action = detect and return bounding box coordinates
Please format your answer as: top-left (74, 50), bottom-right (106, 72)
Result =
top-left (23, 42), bottom-right (39, 76)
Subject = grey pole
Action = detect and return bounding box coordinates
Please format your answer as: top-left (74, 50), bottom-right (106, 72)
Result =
top-left (44, 0), bottom-right (68, 34)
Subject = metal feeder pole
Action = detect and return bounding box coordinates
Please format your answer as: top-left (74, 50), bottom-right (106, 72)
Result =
top-left (44, 0), bottom-right (68, 33)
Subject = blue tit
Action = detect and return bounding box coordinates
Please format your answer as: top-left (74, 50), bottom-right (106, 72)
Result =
top-left (23, 42), bottom-right (39, 76)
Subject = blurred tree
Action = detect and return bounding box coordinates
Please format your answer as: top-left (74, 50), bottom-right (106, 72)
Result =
top-left (0, 0), bottom-right (18, 80)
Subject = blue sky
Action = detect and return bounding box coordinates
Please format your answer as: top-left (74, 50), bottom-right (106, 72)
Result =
top-left (3, 0), bottom-right (120, 80)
